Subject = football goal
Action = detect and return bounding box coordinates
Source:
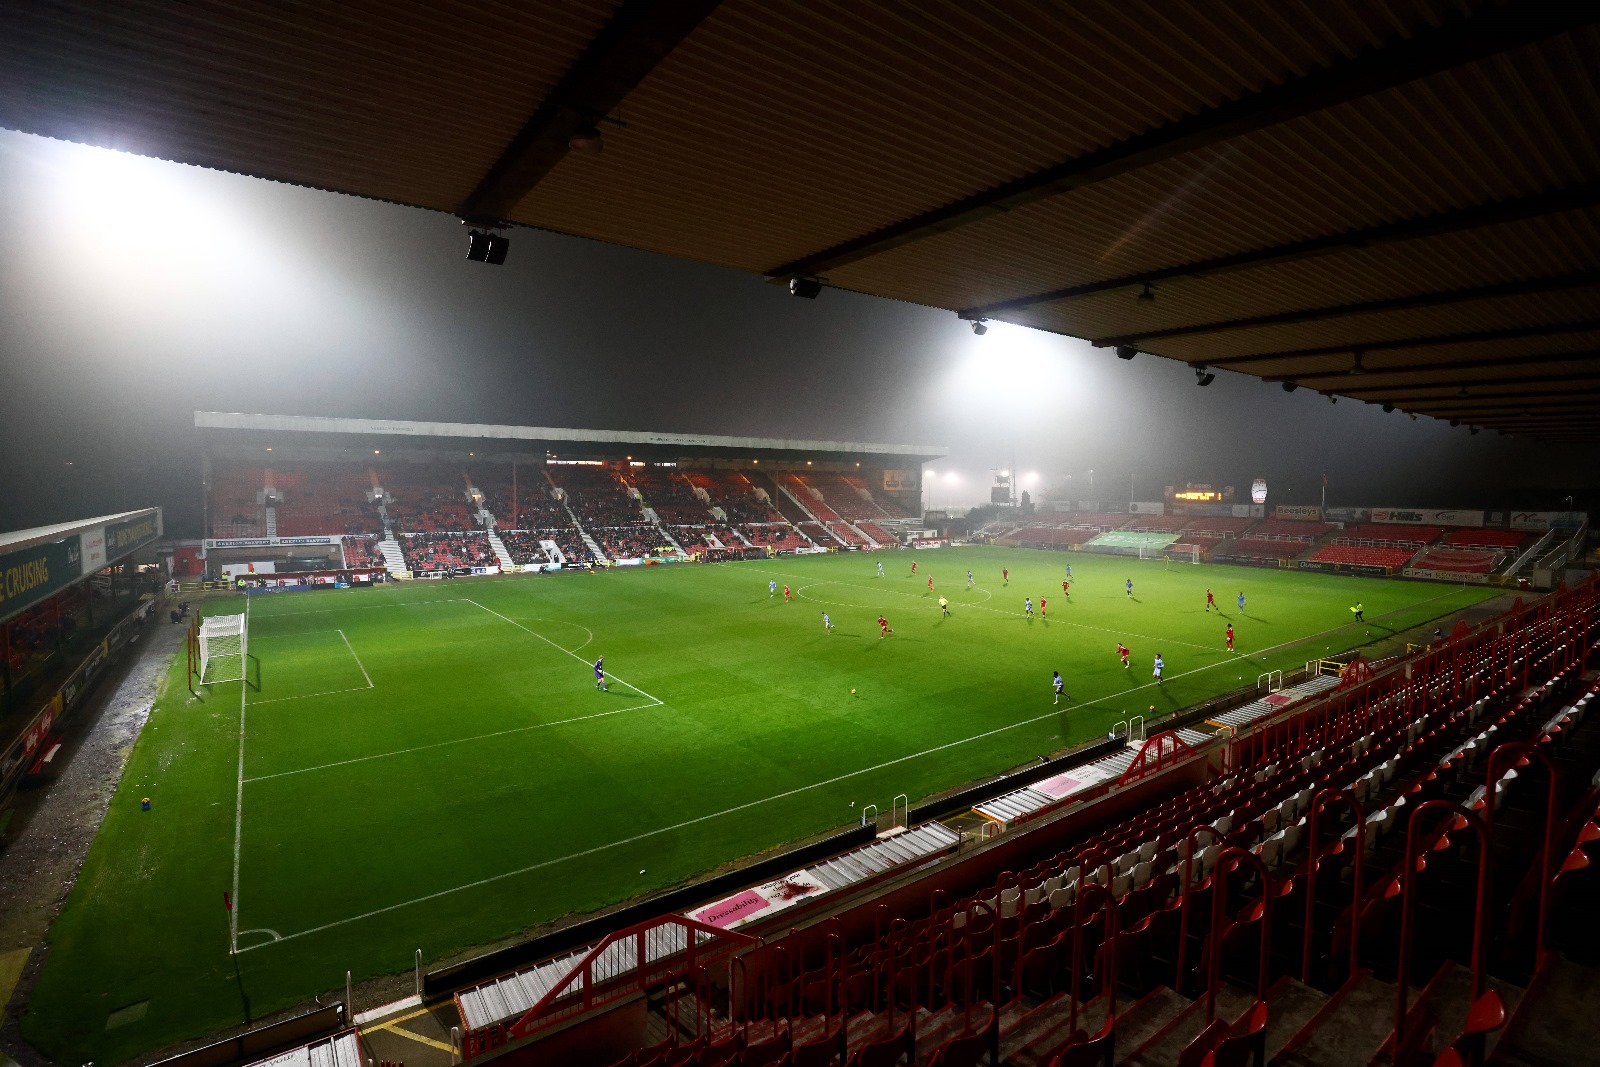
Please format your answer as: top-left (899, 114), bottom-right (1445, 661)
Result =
top-left (197, 613), bottom-right (247, 685)
top-left (1164, 544), bottom-right (1201, 565)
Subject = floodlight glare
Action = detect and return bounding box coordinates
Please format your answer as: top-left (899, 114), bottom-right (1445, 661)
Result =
top-left (485, 234), bottom-right (510, 265)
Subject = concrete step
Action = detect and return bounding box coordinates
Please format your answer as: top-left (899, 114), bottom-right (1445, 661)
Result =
top-left (1490, 956), bottom-right (1596, 1067)
top-left (1120, 983), bottom-right (1255, 1066)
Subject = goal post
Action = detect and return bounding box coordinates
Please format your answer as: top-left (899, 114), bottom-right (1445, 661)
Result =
top-left (198, 613), bottom-right (247, 685)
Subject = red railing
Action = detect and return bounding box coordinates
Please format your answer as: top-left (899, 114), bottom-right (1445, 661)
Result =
top-left (500, 914), bottom-right (758, 1044)
top-left (1394, 801), bottom-right (1490, 1057)
top-left (1484, 743), bottom-right (1560, 972)
top-left (1117, 729), bottom-right (1200, 786)
top-left (1304, 789), bottom-right (1364, 983)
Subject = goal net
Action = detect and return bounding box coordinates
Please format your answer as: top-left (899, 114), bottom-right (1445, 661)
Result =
top-left (198, 613), bottom-right (247, 685)
top-left (1164, 544), bottom-right (1202, 565)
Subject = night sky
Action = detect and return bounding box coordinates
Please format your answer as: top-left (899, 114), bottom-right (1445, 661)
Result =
top-left (0, 128), bottom-right (1592, 537)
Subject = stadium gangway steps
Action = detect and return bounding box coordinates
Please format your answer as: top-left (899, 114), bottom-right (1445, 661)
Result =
top-left (246, 1029), bottom-right (363, 1067)
top-left (973, 728), bottom-right (1212, 830)
top-left (1206, 674), bottom-right (1341, 729)
top-left (803, 822), bottom-right (960, 892)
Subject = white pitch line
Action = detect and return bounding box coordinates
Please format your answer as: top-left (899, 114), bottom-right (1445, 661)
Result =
top-left (228, 595), bottom-right (250, 956)
top-left (232, 624), bottom-right (1326, 955)
top-left (464, 598), bottom-right (663, 705)
top-left (338, 629), bottom-right (374, 688)
top-left (234, 581), bottom-right (1478, 954)
top-left (247, 684), bottom-right (376, 706)
top-left (244, 701), bottom-right (661, 784)
top-left (250, 597), bottom-right (474, 618)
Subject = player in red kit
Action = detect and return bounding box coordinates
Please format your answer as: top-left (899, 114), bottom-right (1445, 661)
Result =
top-left (1117, 642), bottom-right (1130, 669)
top-left (1062, 579), bottom-right (1070, 597)
top-left (1225, 624), bottom-right (1234, 651)
top-left (783, 584), bottom-right (792, 602)
top-left (911, 560), bottom-right (918, 575)
top-left (1002, 567), bottom-right (1009, 586)
top-left (878, 614), bottom-right (893, 638)
top-left (1039, 596), bottom-right (1048, 618)
top-left (927, 576), bottom-right (934, 593)
top-left (1206, 588), bottom-right (1216, 612)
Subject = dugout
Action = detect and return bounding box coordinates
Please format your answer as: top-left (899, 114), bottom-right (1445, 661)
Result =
top-left (0, 508), bottom-right (163, 803)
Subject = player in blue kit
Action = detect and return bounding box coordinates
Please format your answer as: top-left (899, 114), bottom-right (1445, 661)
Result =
top-left (1126, 578), bottom-right (1134, 598)
top-left (822, 612), bottom-right (834, 634)
top-left (594, 656), bottom-right (607, 691)
top-left (769, 579), bottom-right (777, 597)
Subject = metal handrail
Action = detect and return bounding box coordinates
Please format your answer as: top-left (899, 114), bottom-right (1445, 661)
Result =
top-left (1396, 800), bottom-right (1490, 1054)
top-left (1208, 847), bottom-right (1273, 1023)
top-left (1303, 789), bottom-right (1365, 983)
top-left (1484, 743), bottom-right (1560, 972)
top-left (1175, 824), bottom-right (1221, 992)
top-left (1069, 879), bottom-right (1120, 1037)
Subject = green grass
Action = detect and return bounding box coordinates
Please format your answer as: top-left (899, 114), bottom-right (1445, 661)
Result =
top-left (21, 547), bottom-right (1497, 1063)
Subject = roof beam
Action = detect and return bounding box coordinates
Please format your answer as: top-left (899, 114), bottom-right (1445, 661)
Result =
top-left (1206, 320), bottom-right (1600, 368)
top-left (1273, 348), bottom-right (1600, 385)
top-left (456, 0), bottom-right (722, 226)
top-left (763, 2), bottom-right (1597, 282)
top-left (1341, 369), bottom-right (1600, 396)
top-left (1090, 272), bottom-right (1600, 348)
top-left (1410, 387), bottom-right (1600, 405)
top-left (963, 180), bottom-right (1600, 318)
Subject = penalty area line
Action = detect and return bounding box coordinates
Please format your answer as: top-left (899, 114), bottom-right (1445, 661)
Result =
top-left (243, 700), bottom-right (662, 784)
top-left (235, 649), bottom-right (1251, 955)
top-left (232, 584), bottom-right (1478, 955)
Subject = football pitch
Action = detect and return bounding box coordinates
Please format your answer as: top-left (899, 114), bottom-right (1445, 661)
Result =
top-left (23, 547), bottom-right (1499, 1063)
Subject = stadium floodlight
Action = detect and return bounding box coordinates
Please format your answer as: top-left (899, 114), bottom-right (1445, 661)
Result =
top-left (1281, 381), bottom-right (1298, 393)
top-left (198, 613), bottom-right (247, 685)
top-left (789, 276), bottom-right (822, 299)
top-left (1470, 426), bottom-right (1481, 435)
top-left (1115, 345), bottom-right (1137, 360)
top-left (1192, 365), bottom-right (1215, 387)
top-left (1349, 350), bottom-right (1368, 374)
top-left (1137, 281), bottom-right (1156, 303)
top-left (466, 229), bottom-right (491, 261)
top-left (1382, 403), bottom-right (1396, 413)
top-left (485, 233), bottom-right (510, 265)
top-left (971, 318), bottom-right (988, 335)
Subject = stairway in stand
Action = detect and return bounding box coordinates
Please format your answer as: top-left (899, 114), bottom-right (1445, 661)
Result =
top-left (377, 539), bottom-right (409, 579)
top-left (485, 530), bottom-right (515, 571)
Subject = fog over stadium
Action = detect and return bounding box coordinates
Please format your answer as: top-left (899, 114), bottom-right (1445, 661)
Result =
top-left (0, 127), bottom-right (1592, 535)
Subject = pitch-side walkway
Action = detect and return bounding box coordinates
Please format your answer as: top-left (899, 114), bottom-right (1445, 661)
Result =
top-left (0, 613), bottom-right (187, 1066)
